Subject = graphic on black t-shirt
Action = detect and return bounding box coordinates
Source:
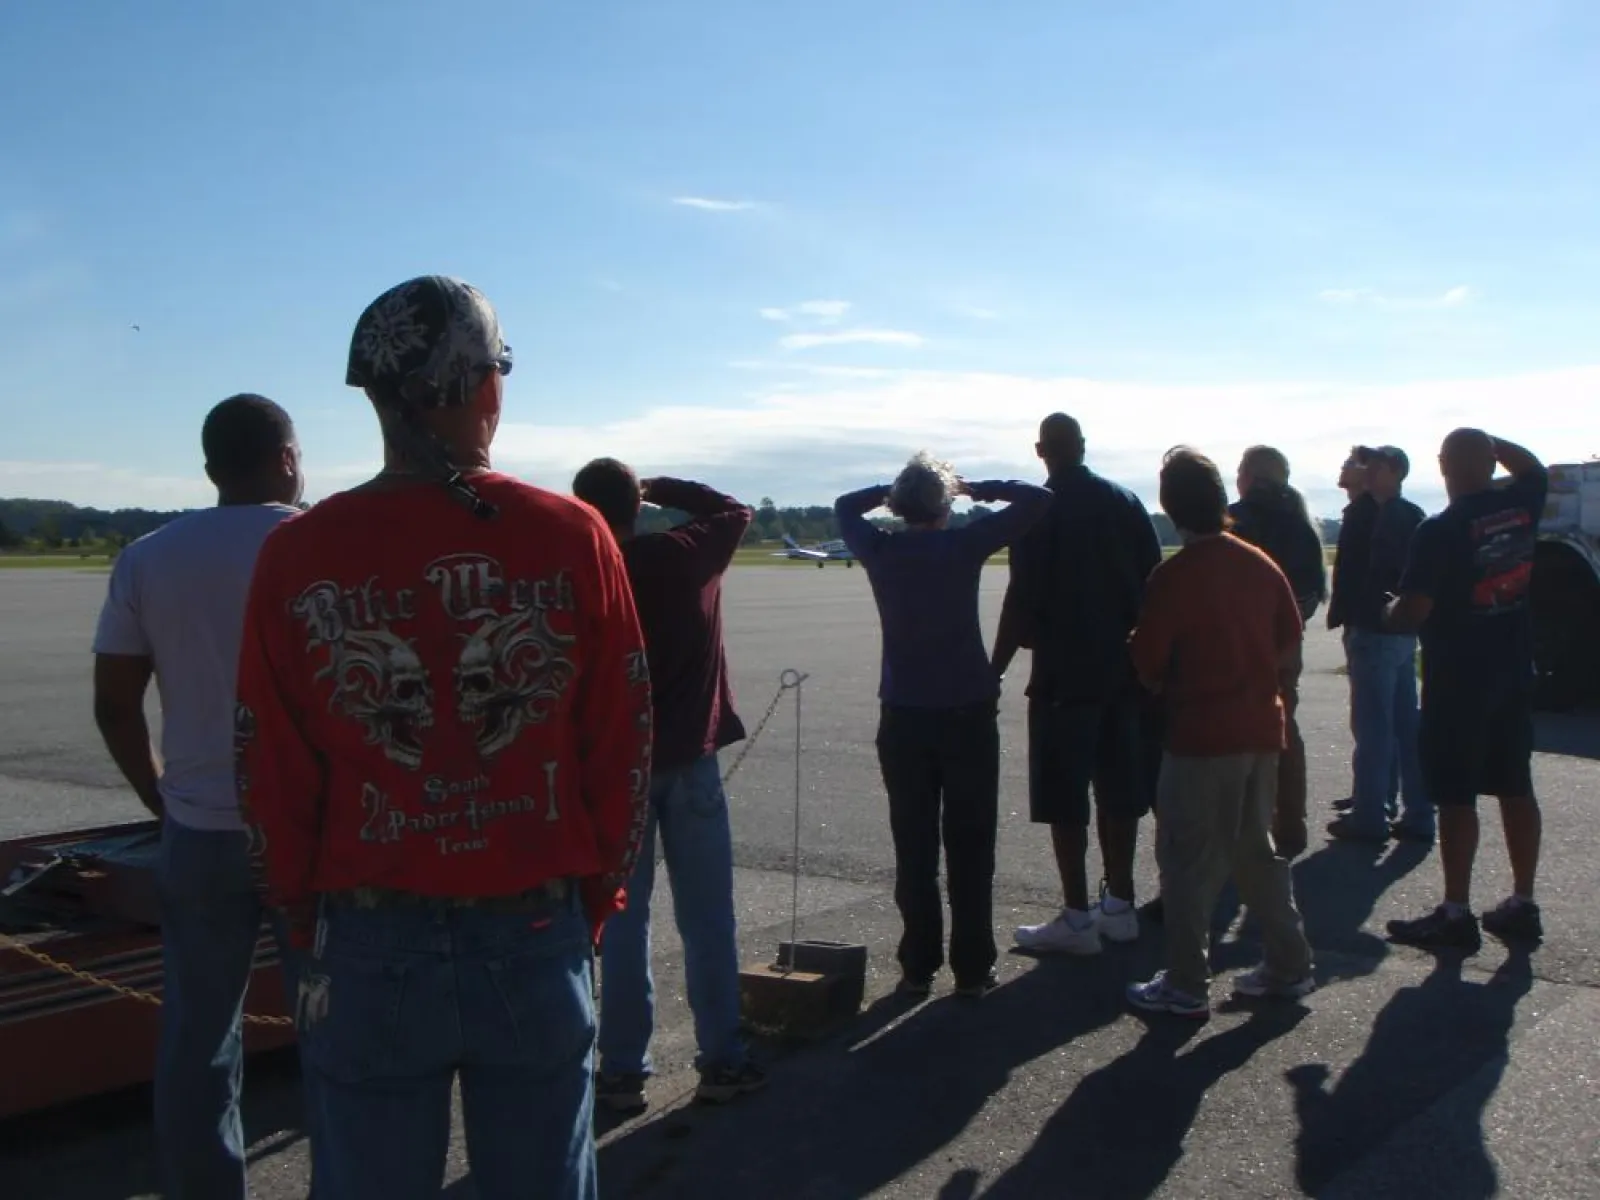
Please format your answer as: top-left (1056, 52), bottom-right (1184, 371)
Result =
top-left (1467, 505), bottom-right (1535, 614)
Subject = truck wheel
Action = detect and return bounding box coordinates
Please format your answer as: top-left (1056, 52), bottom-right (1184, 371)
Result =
top-left (1531, 547), bottom-right (1600, 711)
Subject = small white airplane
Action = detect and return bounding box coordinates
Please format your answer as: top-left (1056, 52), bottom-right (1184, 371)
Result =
top-left (773, 533), bottom-right (856, 567)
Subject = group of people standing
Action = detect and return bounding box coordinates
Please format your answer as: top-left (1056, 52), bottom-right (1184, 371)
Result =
top-left (92, 275), bottom-right (763, 1200)
top-left (840, 414), bottom-right (1549, 1020)
top-left (85, 270), bottom-right (1550, 1199)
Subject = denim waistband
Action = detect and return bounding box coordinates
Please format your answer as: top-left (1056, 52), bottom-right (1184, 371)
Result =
top-left (324, 877), bottom-right (570, 913)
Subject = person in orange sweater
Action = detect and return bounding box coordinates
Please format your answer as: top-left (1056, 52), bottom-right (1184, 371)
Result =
top-left (1124, 446), bottom-right (1316, 1018)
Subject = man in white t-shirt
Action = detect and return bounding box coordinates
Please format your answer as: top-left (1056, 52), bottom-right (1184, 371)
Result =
top-left (92, 394), bottom-right (307, 1200)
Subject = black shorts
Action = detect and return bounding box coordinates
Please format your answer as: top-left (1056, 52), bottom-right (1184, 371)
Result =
top-left (1026, 697), bottom-right (1156, 827)
top-left (1419, 684), bottom-right (1535, 806)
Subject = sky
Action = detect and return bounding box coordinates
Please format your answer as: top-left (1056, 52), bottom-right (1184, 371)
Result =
top-left (2, 0), bottom-right (1598, 523)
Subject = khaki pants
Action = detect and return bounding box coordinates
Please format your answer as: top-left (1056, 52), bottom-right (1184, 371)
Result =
top-left (1155, 751), bottom-right (1313, 999)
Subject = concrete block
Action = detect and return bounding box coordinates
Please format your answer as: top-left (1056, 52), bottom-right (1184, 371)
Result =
top-left (777, 938), bottom-right (868, 976)
top-left (739, 962), bottom-right (863, 1037)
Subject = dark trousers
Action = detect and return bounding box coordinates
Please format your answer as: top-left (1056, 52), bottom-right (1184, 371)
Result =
top-left (874, 702), bottom-right (1000, 984)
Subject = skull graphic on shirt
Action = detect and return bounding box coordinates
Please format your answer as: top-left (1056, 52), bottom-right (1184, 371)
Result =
top-left (321, 627), bottom-right (435, 770)
top-left (455, 606), bottom-right (577, 759)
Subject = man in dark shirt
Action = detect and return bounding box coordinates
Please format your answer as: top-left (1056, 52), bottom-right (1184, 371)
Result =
top-left (992, 414), bottom-right (1163, 954)
top-left (1383, 431), bottom-right (1548, 951)
top-left (1227, 445), bottom-right (1327, 860)
top-left (572, 460), bottom-right (765, 1111)
top-left (1326, 445), bottom-right (1434, 846)
top-left (836, 452), bottom-right (1051, 996)
top-left (1328, 453), bottom-right (1398, 818)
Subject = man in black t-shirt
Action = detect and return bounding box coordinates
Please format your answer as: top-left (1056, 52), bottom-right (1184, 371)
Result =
top-left (1382, 430), bottom-right (1547, 951)
top-left (993, 414), bottom-right (1163, 955)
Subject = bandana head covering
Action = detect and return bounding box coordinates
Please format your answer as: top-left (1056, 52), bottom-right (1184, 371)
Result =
top-left (346, 275), bottom-right (512, 411)
top-left (345, 276), bottom-right (512, 519)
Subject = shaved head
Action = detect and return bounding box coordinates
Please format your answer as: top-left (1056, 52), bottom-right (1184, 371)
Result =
top-left (1037, 412), bottom-right (1085, 470)
top-left (1439, 427), bottom-right (1496, 498)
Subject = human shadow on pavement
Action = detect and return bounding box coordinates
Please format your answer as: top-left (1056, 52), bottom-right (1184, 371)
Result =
top-left (0, 1045), bottom-right (311, 1199)
top-left (592, 950), bottom-right (1143, 1200)
top-left (1284, 838), bottom-right (1432, 969)
top-left (1532, 710), bottom-right (1600, 761)
top-left (979, 1005), bottom-right (1308, 1200)
top-left (1189, 834), bottom-right (1430, 987)
top-left (1288, 948), bottom-right (1535, 1197)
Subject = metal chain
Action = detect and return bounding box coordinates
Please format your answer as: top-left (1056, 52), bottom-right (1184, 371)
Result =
top-left (720, 675), bottom-right (793, 787)
top-left (0, 929), bottom-right (293, 1026)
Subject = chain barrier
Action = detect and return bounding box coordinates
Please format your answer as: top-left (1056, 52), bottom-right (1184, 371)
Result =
top-left (718, 672), bottom-right (793, 788)
top-left (0, 927), bottom-right (293, 1026)
top-left (1, 668), bottom-right (812, 1024)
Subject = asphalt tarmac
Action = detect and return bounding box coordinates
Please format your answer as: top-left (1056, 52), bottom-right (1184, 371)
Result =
top-left (2, 565), bottom-right (1598, 1198)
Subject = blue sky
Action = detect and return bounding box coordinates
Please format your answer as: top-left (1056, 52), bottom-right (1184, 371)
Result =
top-left (2, 0), bottom-right (1597, 521)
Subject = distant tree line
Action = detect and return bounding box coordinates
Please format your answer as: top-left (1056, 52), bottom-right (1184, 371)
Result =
top-left (0, 499), bottom-right (180, 554)
top-left (0, 496), bottom-right (1343, 556)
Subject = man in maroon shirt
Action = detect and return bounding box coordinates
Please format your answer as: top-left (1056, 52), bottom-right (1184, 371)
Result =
top-left (572, 458), bottom-right (766, 1112)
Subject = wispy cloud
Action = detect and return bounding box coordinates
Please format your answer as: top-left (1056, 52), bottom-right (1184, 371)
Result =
top-left (778, 328), bottom-right (927, 351)
top-left (760, 299), bottom-right (852, 324)
top-left (953, 304), bottom-right (1002, 320)
top-left (671, 196), bottom-right (759, 212)
top-left (727, 358), bottom-right (910, 380)
top-left (1318, 284), bottom-right (1476, 310)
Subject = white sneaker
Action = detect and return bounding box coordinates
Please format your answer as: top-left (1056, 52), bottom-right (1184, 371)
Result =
top-left (1092, 899), bottom-right (1139, 944)
top-left (1013, 912), bottom-right (1102, 955)
top-left (1232, 965), bottom-right (1317, 999)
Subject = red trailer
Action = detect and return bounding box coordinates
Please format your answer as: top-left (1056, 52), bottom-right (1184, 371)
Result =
top-left (0, 820), bottom-right (296, 1121)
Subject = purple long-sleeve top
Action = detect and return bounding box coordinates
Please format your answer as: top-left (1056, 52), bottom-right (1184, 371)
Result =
top-left (835, 480), bottom-right (1052, 708)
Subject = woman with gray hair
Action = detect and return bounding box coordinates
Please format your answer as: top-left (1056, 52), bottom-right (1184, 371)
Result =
top-left (834, 452), bottom-right (1051, 997)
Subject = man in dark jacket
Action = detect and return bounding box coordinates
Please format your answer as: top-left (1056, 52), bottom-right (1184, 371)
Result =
top-left (1227, 446), bottom-right (1327, 859)
top-left (1327, 445), bottom-right (1434, 845)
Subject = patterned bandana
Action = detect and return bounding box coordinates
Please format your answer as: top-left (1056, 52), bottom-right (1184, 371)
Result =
top-left (344, 275), bottom-right (512, 410)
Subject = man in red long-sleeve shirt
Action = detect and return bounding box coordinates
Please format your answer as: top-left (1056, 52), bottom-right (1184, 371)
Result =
top-left (235, 276), bottom-right (651, 1200)
top-left (571, 460), bottom-right (765, 1113)
top-left (1124, 446), bottom-right (1315, 1019)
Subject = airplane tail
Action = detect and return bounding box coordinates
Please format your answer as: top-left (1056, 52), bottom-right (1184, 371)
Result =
top-left (782, 533), bottom-right (800, 549)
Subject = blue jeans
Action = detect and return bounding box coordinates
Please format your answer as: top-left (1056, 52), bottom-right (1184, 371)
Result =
top-left (298, 889), bottom-right (597, 1200)
top-left (599, 754), bottom-right (745, 1077)
top-left (1347, 629), bottom-right (1434, 837)
top-left (155, 819), bottom-right (314, 1200)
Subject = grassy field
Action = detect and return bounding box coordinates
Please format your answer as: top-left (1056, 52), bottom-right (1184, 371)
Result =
top-left (0, 553), bottom-right (115, 570)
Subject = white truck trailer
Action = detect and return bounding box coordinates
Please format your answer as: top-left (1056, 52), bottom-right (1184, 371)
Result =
top-left (1532, 461), bottom-right (1600, 710)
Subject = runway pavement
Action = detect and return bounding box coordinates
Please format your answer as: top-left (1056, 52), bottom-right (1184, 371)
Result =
top-left (3, 565), bottom-right (1599, 1198)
